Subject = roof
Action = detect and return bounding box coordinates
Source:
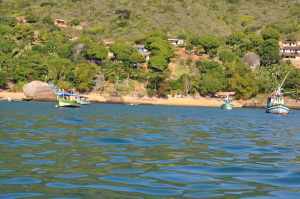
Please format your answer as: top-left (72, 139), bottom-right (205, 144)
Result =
top-left (57, 92), bottom-right (77, 97)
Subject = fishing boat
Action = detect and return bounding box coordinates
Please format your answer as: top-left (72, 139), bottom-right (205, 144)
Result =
top-left (56, 92), bottom-right (80, 108)
top-left (76, 95), bottom-right (90, 105)
top-left (221, 95), bottom-right (233, 110)
top-left (266, 73), bottom-right (290, 115)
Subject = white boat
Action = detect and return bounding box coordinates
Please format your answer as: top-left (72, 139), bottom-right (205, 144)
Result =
top-left (76, 96), bottom-right (90, 105)
top-left (266, 72), bottom-right (290, 115)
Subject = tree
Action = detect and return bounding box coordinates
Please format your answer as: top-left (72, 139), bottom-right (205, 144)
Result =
top-left (12, 52), bottom-right (48, 82)
top-left (198, 35), bottom-right (220, 56)
top-left (218, 49), bottom-right (238, 63)
top-left (261, 27), bottom-right (280, 41)
top-left (197, 60), bottom-right (226, 95)
top-left (85, 43), bottom-right (108, 63)
top-left (74, 62), bottom-right (97, 92)
top-left (226, 62), bottom-right (258, 99)
top-left (226, 31), bottom-right (250, 56)
top-left (46, 56), bottom-right (73, 83)
top-left (145, 32), bottom-right (173, 71)
top-left (110, 41), bottom-right (144, 66)
top-left (259, 39), bottom-right (280, 66)
top-left (149, 55), bottom-right (168, 71)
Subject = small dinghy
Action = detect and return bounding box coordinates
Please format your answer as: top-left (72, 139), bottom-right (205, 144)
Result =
top-left (221, 95), bottom-right (233, 110)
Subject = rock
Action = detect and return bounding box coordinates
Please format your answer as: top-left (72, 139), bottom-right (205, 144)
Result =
top-left (243, 52), bottom-right (260, 70)
top-left (23, 81), bottom-right (56, 101)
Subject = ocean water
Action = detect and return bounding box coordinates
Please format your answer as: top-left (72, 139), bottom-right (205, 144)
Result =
top-left (0, 101), bottom-right (300, 198)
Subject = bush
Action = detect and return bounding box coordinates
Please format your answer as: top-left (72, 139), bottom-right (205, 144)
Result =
top-left (259, 39), bottom-right (280, 66)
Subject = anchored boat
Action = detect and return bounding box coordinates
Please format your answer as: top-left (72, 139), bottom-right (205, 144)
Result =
top-left (221, 95), bottom-right (233, 110)
top-left (76, 95), bottom-right (90, 105)
top-left (266, 73), bottom-right (290, 115)
top-left (56, 92), bottom-right (80, 108)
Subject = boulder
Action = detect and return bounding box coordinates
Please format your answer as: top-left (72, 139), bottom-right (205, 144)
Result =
top-left (23, 81), bottom-right (56, 101)
top-left (243, 52), bottom-right (260, 70)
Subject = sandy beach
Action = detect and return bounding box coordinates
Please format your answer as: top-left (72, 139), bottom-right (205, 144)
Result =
top-left (85, 93), bottom-right (243, 107)
top-left (2, 91), bottom-right (300, 109)
top-left (0, 91), bottom-right (26, 101)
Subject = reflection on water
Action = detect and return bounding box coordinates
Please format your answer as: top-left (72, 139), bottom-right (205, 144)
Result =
top-left (1, 101), bottom-right (300, 198)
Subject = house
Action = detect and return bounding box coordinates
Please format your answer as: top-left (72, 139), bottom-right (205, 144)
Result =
top-left (103, 39), bottom-right (114, 47)
top-left (54, 19), bottom-right (68, 28)
top-left (279, 40), bottom-right (300, 58)
top-left (16, 16), bottom-right (27, 24)
top-left (134, 44), bottom-right (150, 62)
top-left (168, 38), bottom-right (185, 47)
top-left (280, 40), bottom-right (300, 68)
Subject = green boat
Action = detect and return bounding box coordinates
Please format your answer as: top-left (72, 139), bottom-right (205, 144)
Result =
top-left (56, 92), bottom-right (80, 108)
top-left (221, 96), bottom-right (233, 110)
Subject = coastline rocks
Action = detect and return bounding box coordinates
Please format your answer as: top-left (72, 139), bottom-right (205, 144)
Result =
top-left (23, 81), bottom-right (56, 101)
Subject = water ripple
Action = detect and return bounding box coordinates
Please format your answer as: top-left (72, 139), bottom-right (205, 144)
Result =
top-left (1, 102), bottom-right (300, 198)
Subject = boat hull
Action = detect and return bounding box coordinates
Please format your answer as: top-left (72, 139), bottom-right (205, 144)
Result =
top-left (221, 103), bottom-right (233, 110)
top-left (57, 99), bottom-right (80, 108)
top-left (266, 104), bottom-right (289, 115)
top-left (76, 100), bottom-right (90, 105)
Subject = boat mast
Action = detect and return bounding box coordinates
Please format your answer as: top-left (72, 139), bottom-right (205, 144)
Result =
top-left (278, 72), bottom-right (290, 91)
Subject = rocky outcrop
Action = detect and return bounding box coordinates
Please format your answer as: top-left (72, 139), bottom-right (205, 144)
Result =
top-left (243, 52), bottom-right (260, 70)
top-left (23, 81), bottom-right (56, 101)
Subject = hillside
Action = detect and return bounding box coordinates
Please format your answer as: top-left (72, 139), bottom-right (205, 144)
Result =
top-left (0, 0), bottom-right (299, 39)
top-left (1, 0), bottom-right (300, 100)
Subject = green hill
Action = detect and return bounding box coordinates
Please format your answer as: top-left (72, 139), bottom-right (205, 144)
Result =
top-left (1, 0), bottom-right (300, 99)
top-left (1, 0), bottom-right (299, 39)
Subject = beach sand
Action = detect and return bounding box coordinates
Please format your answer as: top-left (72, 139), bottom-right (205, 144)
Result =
top-left (2, 91), bottom-right (300, 109)
top-left (0, 91), bottom-right (26, 101)
top-left (85, 93), bottom-right (243, 107)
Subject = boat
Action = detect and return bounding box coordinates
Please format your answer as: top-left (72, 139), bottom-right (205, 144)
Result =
top-left (221, 95), bottom-right (233, 110)
top-left (266, 72), bottom-right (290, 115)
top-left (76, 95), bottom-right (90, 105)
top-left (56, 92), bottom-right (80, 108)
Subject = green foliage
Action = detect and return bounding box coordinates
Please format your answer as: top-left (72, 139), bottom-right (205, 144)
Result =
top-left (73, 62), bottom-right (97, 92)
top-left (46, 56), bottom-right (73, 83)
top-left (12, 52), bottom-right (48, 82)
top-left (197, 61), bottom-right (226, 95)
top-left (148, 55), bottom-right (168, 71)
top-left (261, 27), bottom-right (280, 41)
top-left (170, 74), bottom-right (199, 96)
top-left (0, 1), bottom-right (298, 99)
top-left (259, 39), bottom-right (280, 66)
top-left (226, 32), bottom-right (263, 56)
top-left (198, 35), bottom-right (220, 57)
top-left (226, 62), bottom-right (258, 99)
top-left (84, 42), bottom-right (108, 62)
top-left (102, 62), bottom-right (129, 82)
top-left (111, 41), bottom-right (144, 66)
top-left (145, 33), bottom-right (173, 71)
top-left (70, 19), bottom-right (80, 26)
top-left (218, 49), bottom-right (238, 63)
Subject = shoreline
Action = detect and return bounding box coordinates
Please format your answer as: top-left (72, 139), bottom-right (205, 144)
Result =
top-left (1, 91), bottom-right (300, 109)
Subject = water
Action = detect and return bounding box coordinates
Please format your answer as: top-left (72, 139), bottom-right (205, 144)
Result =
top-left (1, 102), bottom-right (300, 198)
